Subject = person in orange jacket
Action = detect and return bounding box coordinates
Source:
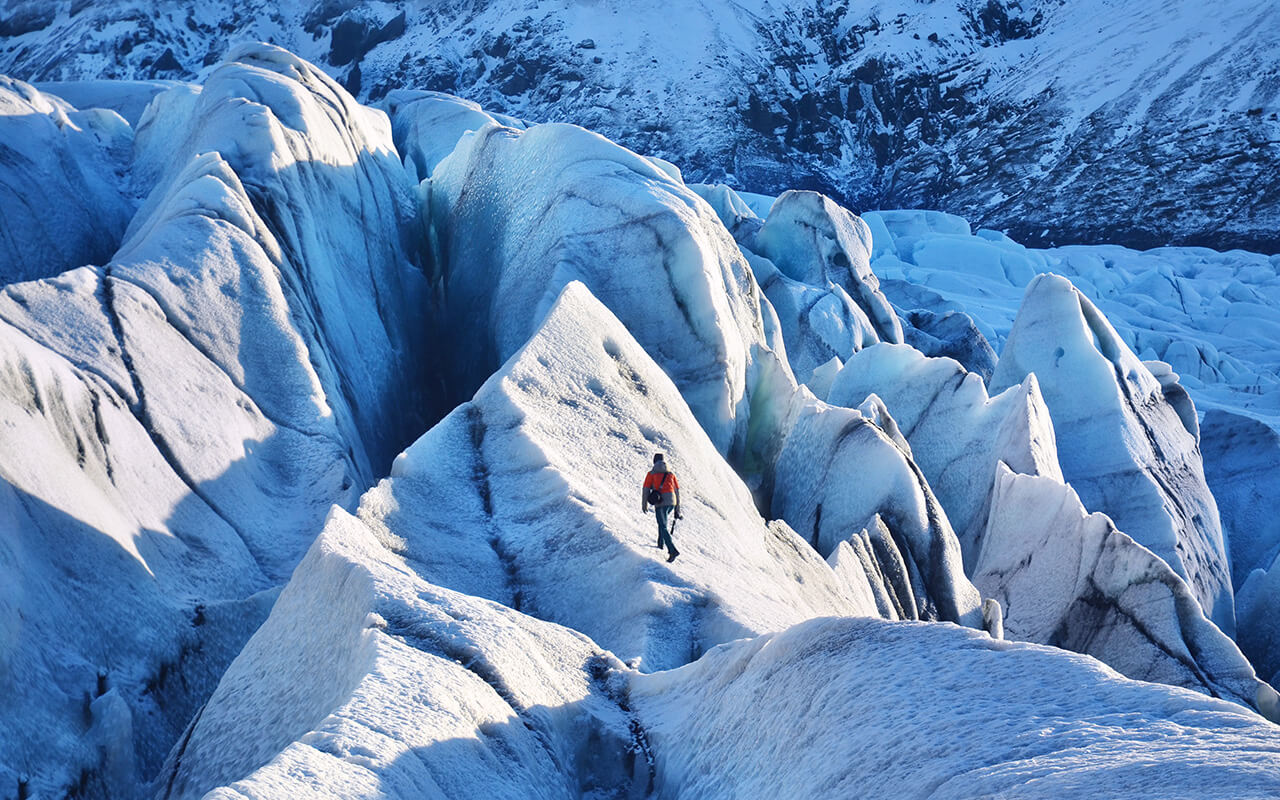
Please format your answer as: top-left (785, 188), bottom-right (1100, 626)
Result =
top-left (641, 452), bottom-right (681, 562)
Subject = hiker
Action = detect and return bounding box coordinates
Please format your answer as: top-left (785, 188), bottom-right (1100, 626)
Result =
top-left (641, 453), bottom-right (681, 562)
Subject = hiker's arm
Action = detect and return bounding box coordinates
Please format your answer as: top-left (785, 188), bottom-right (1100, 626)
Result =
top-left (675, 485), bottom-right (682, 517)
top-left (641, 481), bottom-right (649, 513)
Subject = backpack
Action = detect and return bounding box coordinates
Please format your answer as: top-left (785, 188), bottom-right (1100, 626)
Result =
top-left (647, 472), bottom-right (669, 506)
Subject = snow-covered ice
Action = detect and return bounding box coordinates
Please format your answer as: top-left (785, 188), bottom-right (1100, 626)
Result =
top-left (0, 43), bottom-right (432, 793)
top-left (991, 273), bottom-right (1234, 633)
top-left (827, 343), bottom-right (1061, 571)
top-left (421, 117), bottom-right (769, 458)
top-left (768, 394), bottom-right (985, 629)
top-left (0, 76), bottom-right (134, 283)
top-left (631, 616), bottom-right (1280, 800)
top-left (974, 464), bottom-right (1278, 721)
top-left (354, 281), bottom-right (865, 671)
top-left (159, 507), bottom-right (645, 800)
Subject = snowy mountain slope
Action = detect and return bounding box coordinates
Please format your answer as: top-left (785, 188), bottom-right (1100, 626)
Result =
top-left (0, 44), bottom-right (434, 794)
top-left (3, 0), bottom-right (1278, 252)
top-left (631, 616), bottom-right (1280, 800)
top-left (0, 76), bottom-right (134, 284)
top-left (974, 464), bottom-right (1278, 721)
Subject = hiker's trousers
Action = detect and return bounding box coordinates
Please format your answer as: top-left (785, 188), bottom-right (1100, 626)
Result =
top-left (655, 505), bottom-right (677, 555)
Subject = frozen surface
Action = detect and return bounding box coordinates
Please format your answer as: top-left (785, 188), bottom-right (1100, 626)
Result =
top-left (828, 343), bottom-right (1061, 571)
top-left (991, 273), bottom-right (1233, 633)
top-left (974, 465), bottom-right (1278, 721)
top-left (160, 507), bottom-right (645, 800)
top-left (744, 190), bottom-right (902, 385)
top-left (631, 615), bottom-right (1280, 800)
top-left (0, 76), bottom-right (134, 283)
top-left (380, 89), bottom-right (526, 183)
top-left (2, 39), bottom-right (1280, 798)
top-left (768, 395), bottom-right (984, 629)
top-left (356, 282), bottom-right (863, 671)
top-left (1201, 410), bottom-right (1280, 589)
top-left (422, 118), bottom-right (769, 457)
top-left (0, 44), bottom-right (431, 795)
top-left (867, 212), bottom-right (1280, 428)
top-left (36, 78), bottom-right (186, 126)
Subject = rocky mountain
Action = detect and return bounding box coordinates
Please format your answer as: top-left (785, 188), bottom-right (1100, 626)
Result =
top-left (2, 0), bottom-right (1279, 252)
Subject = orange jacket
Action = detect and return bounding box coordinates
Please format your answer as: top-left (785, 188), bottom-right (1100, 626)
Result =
top-left (642, 468), bottom-right (680, 508)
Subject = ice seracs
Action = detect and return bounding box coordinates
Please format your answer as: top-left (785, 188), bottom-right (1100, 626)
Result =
top-left (974, 464), bottom-right (1279, 721)
top-left (826, 343), bottom-right (1061, 572)
top-left (741, 190), bottom-right (904, 385)
top-left (0, 43), bottom-right (432, 794)
top-left (355, 281), bottom-right (864, 670)
top-left (0, 77), bottom-right (134, 284)
top-left (991, 272), bottom-right (1234, 633)
top-left (421, 117), bottom-right (769, 457)
top-left (767, 395), bottom-right (984, 629)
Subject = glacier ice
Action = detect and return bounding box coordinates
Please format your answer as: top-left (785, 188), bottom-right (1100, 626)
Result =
top-left (36, 78), bottom-right (183, 126)
top-left (743, 190), bottom-right (904, 385)
top-left (991, 273), bottom-right (1234, 634)
top-left (631, 615), bottom-right (1280, 800)
top-left (380, 89), bottom-right (527, 183)
top-left (767, 394), bottom-right (984, 628)
top-left (1, 39), bottom-right (1279, 799)
top-left (421, 118), bottom-right (769, 457)
top-left (352, 281), bottom-right (865, 671)
top-left (827, 343), bottom-right (1061, 572)
top-left (0, 76), bottom-right (135, 283)
top-left (974, 464), bottom-right (1278, 721)
top-left (1200, 409), bottom-right (1280, 589)
top-left (158, 507), bottom-right (645, 800)
top-left (0, 43), bottom-right (433, 792)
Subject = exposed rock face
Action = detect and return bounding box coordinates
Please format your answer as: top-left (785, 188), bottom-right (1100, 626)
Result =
top-left (4, 1), bottom-right (1277, 252)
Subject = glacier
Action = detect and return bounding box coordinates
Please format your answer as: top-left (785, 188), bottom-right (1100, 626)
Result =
top-left (0, 37), bottom-right (1278, 800)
